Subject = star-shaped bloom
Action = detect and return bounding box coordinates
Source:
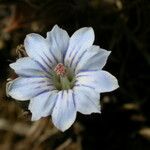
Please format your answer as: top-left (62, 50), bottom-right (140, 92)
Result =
top-left (7, 25), bottom-right (119, 131)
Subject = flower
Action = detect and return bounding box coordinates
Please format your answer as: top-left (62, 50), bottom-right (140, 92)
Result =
top-left (7, 25), bottom-right (119, 131)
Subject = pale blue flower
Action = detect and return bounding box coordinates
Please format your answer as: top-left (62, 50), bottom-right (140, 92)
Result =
top-left (7, 25), bottom-right (119, 131)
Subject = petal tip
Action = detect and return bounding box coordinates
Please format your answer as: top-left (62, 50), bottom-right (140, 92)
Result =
top-left (24, 33), bottom-right (42, 44)
top-left (31, 115), bottom-right (40, 121)
top-left (108, 50), bottom-right (112, 55)
top-left (87, 27), bottom-right (94, 35)
top-left (55, 123), bottom-right (72, 132)
top-left (115, 80), bottom-right (119, 89)
top-left (6, 80), bottom-right (13, 97)
top-left (89, 27), bottom-right (94, 31)
top-left (52, 117), bottom-right (75, 132)
top-left (111, 76), bottom-right (119, 91)
top-left (53, 24), bottom-right (60, 29)
top-left (25, 33), bottom-right (34, 40)
top-left (9, 63), bottom-right (14, 69)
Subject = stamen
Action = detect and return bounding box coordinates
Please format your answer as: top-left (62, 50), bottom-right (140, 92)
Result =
top-left (53, 63), bottom-right (75, 90)
top-left (54, 63), bottom-right (66, 76)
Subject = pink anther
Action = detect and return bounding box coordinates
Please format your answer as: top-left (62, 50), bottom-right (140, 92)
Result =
top-left (54, 63), bottom-right (66, 76)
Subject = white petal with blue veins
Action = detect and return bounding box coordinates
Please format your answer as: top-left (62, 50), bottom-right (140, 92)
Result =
top-left (10, 57), bottom-right (50, 78)
top-left (8, 77), bottom-right (54, 100)
top-left (29, 90), bottom-right (58, 121)
top-left (52, 90), bottom-right (76, 131)
top-left (65, 27), bottom-right (94, 70)
top-left (73, 86), bottom-right (101, 114)
top-left (24, 33), bottom-right (56, 72)
top-left (76, 70), bottom-right (119, 93)
top-left (46, 25), bottom-right (70, 63)
top-left (75, 45), bottom-right (111, 73)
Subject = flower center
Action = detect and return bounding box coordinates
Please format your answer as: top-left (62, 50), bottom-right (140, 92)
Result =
top-left (54, 63), bottom-right (66, 76)
top-left (52, 63), bottom-right (75, 90)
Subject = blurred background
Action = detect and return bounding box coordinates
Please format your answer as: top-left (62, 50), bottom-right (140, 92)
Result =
top-left (0, 0), bottom-right (150, 150)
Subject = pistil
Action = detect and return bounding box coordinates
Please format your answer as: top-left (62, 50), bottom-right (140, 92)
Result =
top-left (53, 63), bottom-right (75, 90)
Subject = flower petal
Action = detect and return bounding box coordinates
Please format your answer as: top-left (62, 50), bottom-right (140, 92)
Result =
top-left (65, 27), bottom-right (94, 70)
top-left (73, 86), bottom-right (101, 114)
top-left (10, 57), bottom-right (49, 78)
top-left (52, 90), bottom-right (76, 131)
top-left (24, 33), bottom-right (56, 72)
top-left (75, 45), bottom-right (111, 73)
top-left (76, 70), bottom-right (119, 93)
top-left (8, 77), bottom-right (54, 100)
top-left (29, 90), bottom-right (58, 121)
top-left (46, 25), bottom-right (69, 62)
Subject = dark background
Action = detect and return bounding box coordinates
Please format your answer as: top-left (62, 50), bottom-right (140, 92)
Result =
top-left (0, 0), bottom-right (150, 150)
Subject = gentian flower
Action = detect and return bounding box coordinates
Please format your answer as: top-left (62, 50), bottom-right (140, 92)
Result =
top-left (7, 25), bottom-right (119, 131)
